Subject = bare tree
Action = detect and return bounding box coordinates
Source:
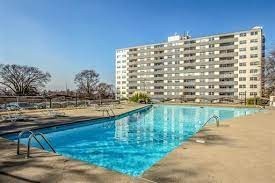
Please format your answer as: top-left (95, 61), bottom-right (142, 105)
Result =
top-left (74, 70), bottom-right (99, 98)
top-left (265, 50), bottom-right (275, 96)
top-left (97, 82), bottom-right (115, 99)
top-left (0, 64), bottom-right (51, 96)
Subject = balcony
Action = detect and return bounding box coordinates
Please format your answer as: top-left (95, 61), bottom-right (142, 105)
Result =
top-left (219, 35), bottom-right (234, 40)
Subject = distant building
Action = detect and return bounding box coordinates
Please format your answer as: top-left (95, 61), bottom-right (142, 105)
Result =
top-left (115, 26), bottom-right (265, 101)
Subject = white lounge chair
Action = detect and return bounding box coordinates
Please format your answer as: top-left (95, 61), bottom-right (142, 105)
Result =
top-left (43, 109), bottom-right (66, 118)
top-left (1, 110), bottom-right (27, 123)
top-left (1, 114), bottom-right (8, 121)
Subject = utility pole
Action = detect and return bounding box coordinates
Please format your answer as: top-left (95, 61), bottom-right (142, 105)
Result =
top-left (254, 93), bottom-right (257, 106)
top-left (75, 92), bottom-right (78, 107)
top-left (65, 82), bottom-right (68, 95)
top-left (244, 91), bottom-right (247, 106)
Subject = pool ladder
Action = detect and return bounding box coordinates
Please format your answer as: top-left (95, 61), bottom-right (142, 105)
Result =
top-left (17, 130), bottom-right (56, 158)
top-left (102, 108), bottom-right (115, 118)
top-left (202, 115), bottom-right (220, 128)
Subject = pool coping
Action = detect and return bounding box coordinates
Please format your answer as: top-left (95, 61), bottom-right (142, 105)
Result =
top-left (157, 102), bottom-right (264, 108)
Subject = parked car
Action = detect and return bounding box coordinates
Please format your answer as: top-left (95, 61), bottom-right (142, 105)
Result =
top-left (0, 104), bottom-right (6, 110)
top-left (5, 102), bottom-right (36, 110)
top-left (33, 103), bottom-right (47, 109)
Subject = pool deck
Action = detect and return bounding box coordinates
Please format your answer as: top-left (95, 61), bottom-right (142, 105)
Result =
top-left (0, 104), bottom-right (274, 183)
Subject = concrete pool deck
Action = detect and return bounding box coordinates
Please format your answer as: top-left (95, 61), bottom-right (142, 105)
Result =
top-left (0, 104), bottom-right (274, 183)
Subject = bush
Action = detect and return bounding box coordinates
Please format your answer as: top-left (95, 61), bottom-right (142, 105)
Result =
top-left (246, 97), bottom-right (261, 105)
top-left (129, 91), bottom-right (151, 103)
top-left (160, 98), bottom-right (171, 103)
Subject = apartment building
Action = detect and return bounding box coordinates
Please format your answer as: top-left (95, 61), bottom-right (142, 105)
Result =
top-left (115, 26), bottom-right (265, 101)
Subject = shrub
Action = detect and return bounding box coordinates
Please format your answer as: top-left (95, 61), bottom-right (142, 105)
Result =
top-left (246, 97), bottom-right (261, 105)
top-left (129, 91), bottom-right (151, 103)
top-left (160, 98), bottom-right (171, 103)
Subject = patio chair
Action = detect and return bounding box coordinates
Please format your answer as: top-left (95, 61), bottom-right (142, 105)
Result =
top-left (90, 103), bottom-right (104, 111)
top-left (1, 114), bottom-right (8, 121)
top-left (43, 109), bottom-right (66, 118)
top-left (2, 109), bottom-right (28, 123)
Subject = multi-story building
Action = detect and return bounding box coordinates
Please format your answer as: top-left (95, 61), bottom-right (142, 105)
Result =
top-left (115, 26), bottom-right (265, 101)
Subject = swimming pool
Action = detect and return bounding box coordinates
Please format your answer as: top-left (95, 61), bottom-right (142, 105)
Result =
top-left (3, 105), bottom-right (260, 176)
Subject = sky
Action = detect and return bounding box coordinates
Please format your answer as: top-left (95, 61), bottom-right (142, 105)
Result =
top-left (0, 0), bottom-right (275, 90)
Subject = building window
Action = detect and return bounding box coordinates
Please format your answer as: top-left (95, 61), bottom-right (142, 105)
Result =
top-left (250, 54), bottom-right (258, 58)
top-left (250, 31), bottom-right (258, 35)
top-left (239, 48), bottom-right (246, 51)
top-left (250, 61), bottom-right (259, 66)
top-left (250, 39), bottom-right (258, 43)
top-left (239, 85), bottom-right (246, 88)
top-left (250, 46), bottom-right (258, 51)
top-left (239, 70), bottom-right (246, 74)
top-left (154, 92), bottom-right (164, 95)
top-left (239, 55), bottom-right (247, 59)
top-left (209, 51), bottom-right (214, 55)
top-left (239, 62), bottom-right (246, 66)
top-left (219, 78), bottom-right (234, 82)
top-left (220, 57), bottom-right (234, 61)
top-left (220, 63), bottom-right (234, 68)
top-left (250, 85), bottom-right (257, 88)
top-left (240, 33), bottom-right (247, 37)
top-left (250, 92), bottom-right (257, 96)
top-left (250, 77), bottom-right (257, 81)
top-left (239, 77), bottom-right (246, 81)
top-left (250, 69), bottom-right (258, 73)
top-left (209, 92), bottom-right (214, 95)
top-left (240, 40), bottom-right (247, 44)
top-left (220, 42), bottom-right (234, 46)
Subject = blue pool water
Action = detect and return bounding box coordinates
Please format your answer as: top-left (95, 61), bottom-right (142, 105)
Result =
top-left (3, 105), bottom-right (259, 176)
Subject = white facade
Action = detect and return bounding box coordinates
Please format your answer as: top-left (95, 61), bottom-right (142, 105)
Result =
top-left (115, 26), bottom-right (265, 101)
top-left (115, 49), bottom-right (128, 98)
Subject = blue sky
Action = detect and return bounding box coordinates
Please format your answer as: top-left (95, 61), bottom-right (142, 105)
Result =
top-left (1, 0), bottom-right (275, 90)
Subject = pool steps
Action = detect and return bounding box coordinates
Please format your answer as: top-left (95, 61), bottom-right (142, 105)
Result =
top-left (202, 115), bottom-right (220, 128)
top-left (17, 130), bottom-right (56, 158)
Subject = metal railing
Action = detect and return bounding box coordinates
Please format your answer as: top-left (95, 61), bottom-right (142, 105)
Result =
top-left (102, 108), bottom-right (115, 118)
top-left (17, 130), bottom-right (56, 158)
top-left (17, 130), bottom-right (44, 155)
top-left (202, 115), bottom-right (220, 128)
top-left (27, 132), bottom-right (56, 158)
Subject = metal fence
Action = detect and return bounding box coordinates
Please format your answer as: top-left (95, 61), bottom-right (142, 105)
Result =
top-left (0, 95), bottom-right (119, 111)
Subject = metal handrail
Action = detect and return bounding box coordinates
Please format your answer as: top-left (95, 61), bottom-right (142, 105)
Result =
top-left (102, 109), bottom-right (111, 118)
top-left (102, 108), bottom-right (115, 118)
top-left (109, 108), bottom-right (115, 116)
top-left (17, 130), bottom-right (44, 155)
top-left (202, 115), bottom-right (220, 128)
top-left (27, 132), bottom-right (56, 158)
